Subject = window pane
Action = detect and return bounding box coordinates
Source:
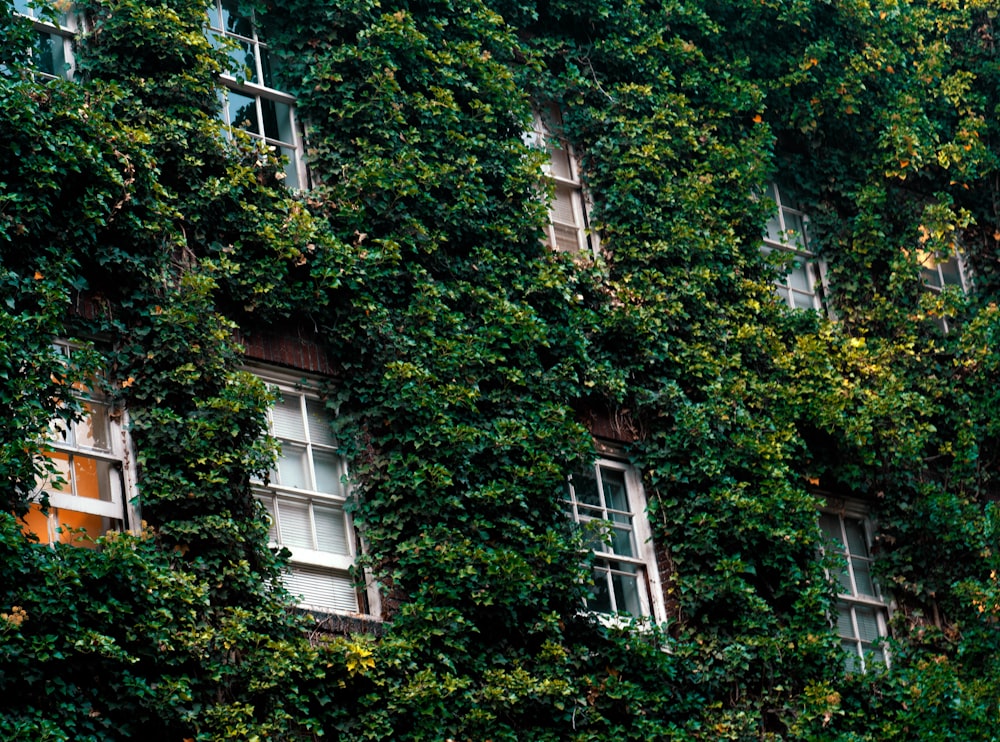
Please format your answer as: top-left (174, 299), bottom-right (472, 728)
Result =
top-left (572, 468), bottom-right (601, 507)
top-left (221, 0), bottom-right (253, 37)
top-left (837, 603), bottom-right (856, 639)
top-left (258, 495), bottom-right (279, 542)
top-left (282, 564), bottom-right (359, 613)
top-left (588, 564), bottom-right (613, 613)
top-left (855, 605), bottom-right (882, 643)
top-left (599, 467), bottom-right (629, 512)
top-left (312, 503), bottom-right (349, 555)
top-left (276, 498), bottom-right (313, 549)
top-left (77, 402), bottom-right (112, 451)
top-left (548, 141), bottom-right (574, 180)
top-left (611, 565), bottom-right (642, 615)
top-left (73, 456), bottom-right (114, 502)
top-left (306, 399), bottom-right (336, 447)
top-left (609, 524), bottom-right (635, 557)
top-left (787, 260), bottom-right (811, 293)
top-left (261, 98), bottom-right (294, 144)
top-left (312, 450), bottom-right (343, 495)
top-left (271, 396), bottom-right (305, 440)
top-left (939, 257), bottom-right (962, 286)
top-left (275, 444), bottom-right (309, 490)
top-left (228, 91), bottom-right (259, 135)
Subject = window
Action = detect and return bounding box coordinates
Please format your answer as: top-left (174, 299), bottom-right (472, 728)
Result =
top-left (820, 506), bottom-right (890, 672)
top-left (24, 344), bottom-right (136, 546)
top-left (918, 247), bottom-right (970, 294)
top-left (564, 457), bottom-right (662, 619)
top-left (762, 183), bottom-right (826, 310)
top-left (253, 371), bottom-right (374, 616)
top-left (12, 0), bottom-right (78, 80)
top-left (207, 0), bottom-right (307, 188)
top-left (528, 106), bottom-right (597, 257)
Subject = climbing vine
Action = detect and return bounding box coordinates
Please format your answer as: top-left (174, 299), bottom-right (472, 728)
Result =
top-left (2, 0), bottom-right (1000, 739)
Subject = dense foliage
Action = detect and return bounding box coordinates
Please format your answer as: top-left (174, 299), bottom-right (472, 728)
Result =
top-left (2, 0), bottom-right (1000, 738)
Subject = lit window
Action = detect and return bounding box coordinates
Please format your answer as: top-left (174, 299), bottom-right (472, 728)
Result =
top-left (207, 0), bottom-right (307, 188)
top-left (820, 507), bottom-right (890, 672)
top-left (528, 105), bottom-right (597, 257)
top-left (25, 344), bottom-right (136, 546)
top-left (253, 371), bottom-right (375, 616)
top-left (762, 183), bottom-right (827, 310)
top-left (564, 457), bottom-right (661, 619)
top-left (12, 0), bottom-right (78, 80)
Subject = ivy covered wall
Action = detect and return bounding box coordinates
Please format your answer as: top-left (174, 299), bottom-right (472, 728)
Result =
top-left (1, 0), bottom-right (1000, 739)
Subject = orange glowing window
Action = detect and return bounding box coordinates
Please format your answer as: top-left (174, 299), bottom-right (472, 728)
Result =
top-left (20, 344), bottom-right (134, 546)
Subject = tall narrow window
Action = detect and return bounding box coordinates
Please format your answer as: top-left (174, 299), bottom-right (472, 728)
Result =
top-left (207, 0), bottom-right (307, 188)
top-left (528, 106), bottom-right (597, 257)
top-left (820, 508), bottom-right (890, 672)
top-left (564, 458), bottom-right (660, 619)
top-left (12, 0), bottom-right (78, 80)
top-left (253, 371), bottom-right (374, 615)
top-left (24, 344), bottom-right (136, 546)
top-left (762, 183), bottom-right (826, 310)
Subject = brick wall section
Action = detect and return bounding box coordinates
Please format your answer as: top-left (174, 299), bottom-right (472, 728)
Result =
top-left (236, 329), bottom-right (334, 376)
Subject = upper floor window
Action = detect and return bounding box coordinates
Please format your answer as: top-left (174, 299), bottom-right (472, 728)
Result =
top-left (23, 343), bottom-right (137, 546)
top-left (820, 504), bottom-right (890, 673)
top-left (918, 248), bottom-right (970, 293)
top-left (13, 0), bottom-right (78, 80)
top-left (528, 105), bottom-right (597, 257)
top-left (252, 369), bottom-right (376, 616)
top-left (207, 0), bottom-right (307, 188)
top-left (564, 457), bottom-right (662, 620)
top-left (762, 183), bottom-right (827, 311)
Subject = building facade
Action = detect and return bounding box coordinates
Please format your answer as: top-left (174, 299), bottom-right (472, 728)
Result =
top-left (2, 0), bottom-right (1000, 739)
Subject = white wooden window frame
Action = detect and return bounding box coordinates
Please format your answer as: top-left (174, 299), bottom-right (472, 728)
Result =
top-left (565, 454), bottom-right (664, 622)
top-left (250, 366), bottom-right (378, 617)
top-left (31, 342), bottom-right (139, 544)
top-left (820, 498), bottom-right (890, 673)
top-left (12, 0), bottom-right (78, 80)
top-left (762, 183), bottom-right (828, 311)
top-left (207, 0), bottom-right (309, 189)
top-left (528, 106), bottom-right (599, 258)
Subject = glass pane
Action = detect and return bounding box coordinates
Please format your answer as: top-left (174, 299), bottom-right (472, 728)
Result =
top-left (855, 605), bottom-right (881, 642)
top-left (782, 211), bottom-right (807, 249)
top-left (609, 524), bottom-right (635, 557)
top-left (33, 30), bottom-right (68, 78)
top-left (276, 444), bottom-right (309, 490)
top-left (611, 567), bottom-right (642, 615)
top-left (74, 456), bottom-right (113, 501)
top-left (843, 519), bottom-right (869, 558)
top-left (228, 38), bottom-right (257, 83)
top-left (312, 503), bottom-right (349, 555)
top-left (221, 0), bottom-right (254, 38)
top-left (791, 288), bottom-right (818, 310)
top-left (312, 450), bottom-right (343, 495)
top-left (842, 641), bottom-right (862, 672)
top-left (22, 503), bottom-right (52, 543)
top-left (77, 402), bottom-right (111, 451)
top-left (258, 495), bottom-right (278, 542)
top-left (276, 498), bottom-right (312, 549)
top-left (837, 603), bottom-right (857, 639)
top-left (548, 141), bottom-right (574, 180)
top-left (819, 513), bottom-right (842, 545)
top-left (271, 396), bottom-right (305, 440)
top-left (787, 260), bottom-right (811, 293)
top-left (228, 91), bottom-right (259, 135)
top-left (599, 467), bottom-right (629, 512)
top-left (551, 182), bottom-right (580, 226)
top-left (282, 564), bottom-right (359, 613)
top-left (552, 221), bottom-right (583, 253)
top-left (852, 558), bottom-right (876, 597)
top-left (572, 468), bottom-right (600, 507)
top-left (279, 145), bottom-right (301, 187)
top-left (765, 213), bottom-right (783, 243)
top-left (306, 399), bottom-right (336, 447)
top-left (56, 509), bottom-right (110, 546)
top-left (42, 451), bottom-right (72, 495)
top-left (939, 256), bottom-right (962, 286)
top-left (588, 564), bottom-right (613, 613)
top-left (261, 98), bottom-right (294, 143)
